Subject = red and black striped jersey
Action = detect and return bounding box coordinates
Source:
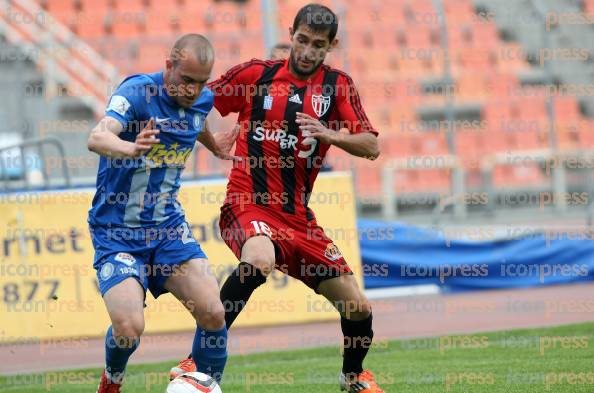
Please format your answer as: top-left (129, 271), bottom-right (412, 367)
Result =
top-left (208, 58), bottom-right (378, 220)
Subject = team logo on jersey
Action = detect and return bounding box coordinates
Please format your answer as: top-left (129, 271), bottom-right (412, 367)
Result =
top-left (311, 95), bottom-right (331, 117)
top-left (155, 117), bottom-right (171, 125)
top-left (324, 243), bottom-right (343, 261)
top-left (114, 252), bottom-right (136, 267)
top-left (100, 262), bottom-right (115, 280)
top-left (263, 95), bottom-right (273, 110)
top-left (193, 114), bottom-right (203, 130)
top-left (289, 94), bottom-right (302, 104)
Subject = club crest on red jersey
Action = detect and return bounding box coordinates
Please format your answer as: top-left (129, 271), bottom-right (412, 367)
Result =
top-left (324, 242), bottom-right (343, 261)
top-left (311, 95), bottom-right (331, 117)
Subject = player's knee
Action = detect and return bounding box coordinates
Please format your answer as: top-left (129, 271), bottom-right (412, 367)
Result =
top-left (198, 302), bottom-right (226, 330)
top-left (343, 297), bottom-right (372, 321)
top-left (239, 259), bottom-right (273, 279)
top-left (112, 317), bottom-right (144, 342)
top-left (241, 237), bottom-right (275, 276)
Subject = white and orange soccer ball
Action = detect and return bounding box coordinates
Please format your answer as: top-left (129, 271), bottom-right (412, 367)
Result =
top-left (166, 372), bottom-right (222, 393)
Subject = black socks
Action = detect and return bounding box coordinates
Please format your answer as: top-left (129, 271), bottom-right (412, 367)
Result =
top-left (220, 261), bottom-right (268, 328)
top-left (341, 313), bottom-right (374, 378)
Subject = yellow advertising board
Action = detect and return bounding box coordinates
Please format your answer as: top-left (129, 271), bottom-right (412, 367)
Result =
top-left (0, 173), bottom-right (362, 342)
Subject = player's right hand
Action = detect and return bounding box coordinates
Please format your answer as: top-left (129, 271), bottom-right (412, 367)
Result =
top-left (213, 124), bottom-right (242, 162)
top-left (129, 118), bottom-right (160, 157)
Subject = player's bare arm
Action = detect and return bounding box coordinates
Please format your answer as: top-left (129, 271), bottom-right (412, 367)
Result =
top-left (196, 119), bottom-right (241, 161)
top-left (88, 117), bottom-right (160, 158)
top-left (296, 112), bottom-right (380, 160)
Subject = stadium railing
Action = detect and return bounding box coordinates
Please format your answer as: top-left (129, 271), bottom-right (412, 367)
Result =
top-left (0, 136), bottom-right (70, 190)
top-left (0, 0), bottom-right (119, 116)
top-left (381, 155), bottom-right (466, 219)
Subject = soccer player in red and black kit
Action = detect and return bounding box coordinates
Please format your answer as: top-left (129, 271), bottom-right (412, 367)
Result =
top-left (171, 4), bottom-right (384, 392)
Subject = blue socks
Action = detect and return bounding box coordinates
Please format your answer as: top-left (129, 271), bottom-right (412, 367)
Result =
top-left (192, 325), bottom-right (228, 384)
top-left (105, 325), bottom-right (140, 383)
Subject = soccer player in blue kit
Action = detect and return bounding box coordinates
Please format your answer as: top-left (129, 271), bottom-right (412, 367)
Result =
top-left (87, 34), bottom-right (235, 392)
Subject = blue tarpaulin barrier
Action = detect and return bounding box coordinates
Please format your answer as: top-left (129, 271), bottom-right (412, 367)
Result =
top-left (359, 219), bottom-right (594, 291)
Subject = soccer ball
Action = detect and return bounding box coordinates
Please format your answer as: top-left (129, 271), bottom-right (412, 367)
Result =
top-left (166, 372), bottom-right (222, 393)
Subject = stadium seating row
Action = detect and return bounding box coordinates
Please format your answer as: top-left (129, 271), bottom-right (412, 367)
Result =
top-left (37, 0), bottom-right (592, 196)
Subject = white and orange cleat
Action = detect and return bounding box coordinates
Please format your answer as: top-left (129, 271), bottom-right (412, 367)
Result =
top-left (169, 357), bottom-right (197, 381)
top-left (96, 370), bottom-right (123, 393)
top-left (340, 370), bottom-right (386, 393)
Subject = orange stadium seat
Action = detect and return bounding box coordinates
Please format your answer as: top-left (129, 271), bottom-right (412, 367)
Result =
top-left (455, 131), bottom-right (486, 188)
top-left (371, 28), bottom-right (402, 49)
top-left (110, 0), bottom-right (145, 13)
top-left (483, 102), bottom-right (513, 127)
top-left (496, 43), bottom-right (529, 72)
top-left (204, 2), bottom-right (246, 32)
top-left (515, 129), bottom-right (548, 150)
top-left (140, 10), bottom-right (178, 36)
top-left (394, 54), bottom-right (443, 77)
top-left (393, 168), bottom-right (451, 193)
top-left (554, 96), bottom-right (580, 120)
top-left (78, 0), bottom-right (111, 14)
top-left (345, 30), bottom-right (374, 49)
top-left (375, 6), bottom-right (407, 26)
top-left (74, 12), bottom-right (108, 39)
top-left (416, 132), bottom-right (449, 155)
top-left (46, 1), bottom-right (75, 24)
top-left (110, 18), bottom-right (143, 38)
top-left (516, 97), bottom-right (547, 120)
top-left (177, 12), bottom-right (208, 33)
top-left (447, 24), bottom-right (473, 48)
top-left (137, 42), bottom-right (170, 73)
top-left (405, 26), bottom-right (436, 49)
top-left (453, 47), bottom-right (496, 72)
top-left (407, 0), bottom-right (436, 16)
top-left (456, 74), bottom-right (489, 100)
top-left (384, 132), bottom-right (414, 158)
top-left (443, 0), bottom-right (476, 23)
top-left (355, 166), bottom-right (383, 199)
top-left (487, 74), bottom-right (519, 97)
top-left (492, 165), bottom-right (546, 187)
top-left (482, 131), bottom-right (516, 152)
top-left (473, 23), bottom-right (499, 46)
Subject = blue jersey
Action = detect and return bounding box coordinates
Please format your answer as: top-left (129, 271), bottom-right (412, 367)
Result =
top-left (88, 72), bottom-right (213, 228)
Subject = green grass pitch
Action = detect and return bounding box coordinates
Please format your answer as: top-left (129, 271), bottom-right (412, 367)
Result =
top-left (2, 322), bottom-right (593, 392)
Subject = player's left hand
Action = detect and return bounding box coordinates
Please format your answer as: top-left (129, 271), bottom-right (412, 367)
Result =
top-left (296, 112), bottom-right (337, 145)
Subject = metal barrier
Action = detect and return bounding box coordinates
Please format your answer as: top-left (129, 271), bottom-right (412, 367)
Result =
top-left (381, 155), bottom-right (466, 220)
top-left (381, 149), bottom-right (594, 221)
top-left (481, 149), bottom-right (559, 212)
top-left (481, 149), bottom-right (594, 213)
top-left (0, 136), bottom-right (70, 190)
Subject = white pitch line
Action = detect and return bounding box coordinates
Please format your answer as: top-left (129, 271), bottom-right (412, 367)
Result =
top-left (365, 285), bottom-right (441, 299)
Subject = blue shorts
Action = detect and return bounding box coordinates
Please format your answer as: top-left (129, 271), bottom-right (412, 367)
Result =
top-left (90, 220), bottom-right (207, 298)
